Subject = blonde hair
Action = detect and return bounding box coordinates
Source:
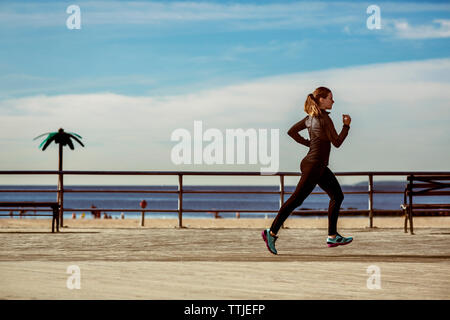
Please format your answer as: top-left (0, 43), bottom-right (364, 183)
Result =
top-left (304, 87), bottom-right (331, 117)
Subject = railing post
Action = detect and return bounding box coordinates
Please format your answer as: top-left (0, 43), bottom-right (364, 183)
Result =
top-left (368, 174), bottom-right (374, 228)
top-left (140, 200), bottom-right (147, 227)
top-left (178, 174), bottom-right (183, 228)
top-left (140, 211), bottom-right (145, 226)
top-left (279, 174), bottom-right (285, 207)
top-left (280, 174), bottom-right (285, 228)
top-left (408, 174), bottom-right (414, 234)
top-left (58, 170), bottom-right (64, 228)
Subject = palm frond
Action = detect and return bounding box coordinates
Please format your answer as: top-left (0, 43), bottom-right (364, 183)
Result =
top-left (68, 133), bottom-right (84, 147)
top-left (42, 134), bottom-right (58, 151)
top-left (67, 139), bottom-right (75, 150)
top-left (39, 132), bottom-right (57, 149)
top-left (33, 132), bottom-right (54, 141)
top-left (67, 132), bottom-right (83, 139)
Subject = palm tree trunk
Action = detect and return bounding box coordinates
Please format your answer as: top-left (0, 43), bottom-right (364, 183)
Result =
top-left (58, 143), bottom-right (64, 227)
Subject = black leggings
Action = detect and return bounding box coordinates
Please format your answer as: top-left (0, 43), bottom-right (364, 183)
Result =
top-left (270, 159), bottom-right (344, 236)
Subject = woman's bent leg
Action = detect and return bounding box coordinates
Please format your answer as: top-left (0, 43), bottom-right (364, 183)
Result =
top-left (270, 162), bottom-right (323, 234)
top-left (317, 167), bottom-right (344, 236)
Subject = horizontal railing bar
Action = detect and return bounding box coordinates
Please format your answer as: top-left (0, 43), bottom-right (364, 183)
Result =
top-left (184, 190), bottom-right (280, 194)
top-left (0, 208), bottom-right (380, 213)
top-left (0, 190), bottom-right (57, 193)
top-left (177, 209), bottom-right (403, 214)
top-left (411, 183), bottom-right (450, 188)
top-left (0, 189), bottom-right (409, 196)
top-left (404, 204), bottom-right (450, 208)
top-left (397, 210), bottom-right (450, 213)
top-left (292, 210), bottom-right (368, 214)
top-left (1, 170), bottom-right (449, 176)
top-left (0, 208), bottom-right (54, 212)
top-left (63, 189), bottom-right (281, 194)
top-left (167, 209), bottom-right (406, 215)
top-left (185, 190), bottom-right (372, 195)
top-left (172, 210), bottom-right (279, 213)
top-left (4, 210), bottom-right (445, 215)
top-left (5, 209), bottom-right (446, 216)
top-left (0, 202), bottom-right (58, 207)
top-left (0, 208), bottom-right (437, 214)
top-left (409, 176), bottom-right (450, 180)
top-left (7, 208), bottom-right (368, 214)
top-left (51, 171), bottom-right (450, 176)
top-left (64, 189), bottom-right (177, 194)
top-left (0, 214), bottom-right (53, 217)
top-left (372, 190), bottom-right (404, 194)
top-left (286, 191), bottom-right (372, 195)
top-left (366, 209), bottom-right (404, 213)
top-left (63, 208), bottom-right (179, 212)
top-left (0, 171), bottom-right (60, 175)
top-left (409, 192), bottom-right (450, 196)
top-left (0, 189), bottom-right (411, 195)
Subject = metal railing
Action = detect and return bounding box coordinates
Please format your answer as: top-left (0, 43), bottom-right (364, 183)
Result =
top-left (1, 170), bottom-right (449, 228)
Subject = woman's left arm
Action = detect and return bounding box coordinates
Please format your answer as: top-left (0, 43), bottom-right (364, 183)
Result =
top-left (287, 116), bottom-right (310, 147)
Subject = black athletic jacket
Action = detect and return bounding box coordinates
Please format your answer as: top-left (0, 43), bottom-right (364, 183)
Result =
top-left (287, 111), bottom-right (350, 166)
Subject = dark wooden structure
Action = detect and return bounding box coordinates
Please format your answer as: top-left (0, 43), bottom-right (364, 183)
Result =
top-left (401, 175), bottom-right (450, 234)
top-left (0, 202), bottom-right (60, 232)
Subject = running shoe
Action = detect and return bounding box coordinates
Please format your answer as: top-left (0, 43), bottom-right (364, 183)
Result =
top-left (327, 233), bottom-right (353, 247)
top-left (262, 228), bottom-right (278, 255)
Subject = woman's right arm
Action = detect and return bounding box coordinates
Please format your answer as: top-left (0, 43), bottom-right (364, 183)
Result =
top-left (323, 115), bottom-right (350, 148)
top-left (287, 116), bottom-right (310, 147)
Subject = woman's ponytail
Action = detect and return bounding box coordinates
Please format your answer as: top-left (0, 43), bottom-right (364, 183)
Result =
top-left (304, 93), bottom-right (322, 117)
top-left (304, 87), bottom-right (331, 117)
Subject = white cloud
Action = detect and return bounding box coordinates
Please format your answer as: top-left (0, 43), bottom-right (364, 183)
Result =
top-left (392, 19), bottom-right (450, 39)
top-left (1, 58), bottom-right (449, 185)
top-left (0, 74), bottom-right (158, 100)
top-left (379, 2), bottom-right (450, 13)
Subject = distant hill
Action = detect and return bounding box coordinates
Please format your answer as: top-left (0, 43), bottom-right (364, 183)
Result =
top-left (352, 180), bottom-right (405, 189)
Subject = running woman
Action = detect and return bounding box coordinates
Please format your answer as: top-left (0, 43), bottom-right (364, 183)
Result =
top-left (262, 87), bottom-right (353, 254)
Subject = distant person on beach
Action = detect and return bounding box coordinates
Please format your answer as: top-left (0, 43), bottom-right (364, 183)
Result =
top-left (212, 211), bottom-right (222, 219)
top-left (262, 87), bottom-right (353, 255)
top-left (90, 205), bottom-right (101, 219)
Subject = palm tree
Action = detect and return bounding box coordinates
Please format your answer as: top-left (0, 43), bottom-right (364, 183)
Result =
top-left (34, 128), bottom-right (84, 227)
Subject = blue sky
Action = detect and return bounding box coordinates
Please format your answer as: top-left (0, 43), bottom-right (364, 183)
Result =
top-left (1, 0), bottom-right (449, 98)
top-left (0, 0), bottom-right (449, 185)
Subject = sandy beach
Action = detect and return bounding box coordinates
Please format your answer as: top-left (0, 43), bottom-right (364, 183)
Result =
top-left (1, 217), bottom-right (449, 300)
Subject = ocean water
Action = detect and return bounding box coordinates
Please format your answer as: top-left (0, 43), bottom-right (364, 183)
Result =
top-left (0, 182), bottom-right (448, 219)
